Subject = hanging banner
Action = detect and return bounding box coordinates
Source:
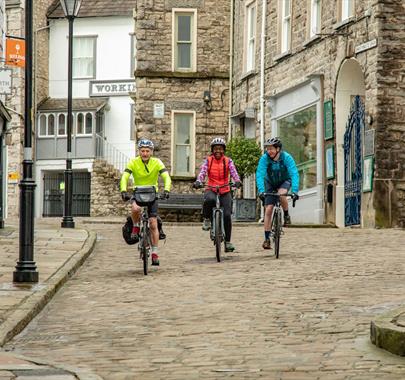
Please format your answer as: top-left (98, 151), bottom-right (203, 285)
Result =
top-left (5, 38), bottom-right (25, 68)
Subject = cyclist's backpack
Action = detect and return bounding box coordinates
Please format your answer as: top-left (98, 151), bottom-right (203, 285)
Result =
top-left (122, 216), bottom-right (138, 245)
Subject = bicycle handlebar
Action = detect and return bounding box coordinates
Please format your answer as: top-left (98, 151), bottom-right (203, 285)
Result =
top-left (261, 192), bottom-right (298, 208)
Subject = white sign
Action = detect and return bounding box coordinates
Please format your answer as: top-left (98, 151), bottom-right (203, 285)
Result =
top-left (355, 39), bottom-right (377, 54)
top-left (89, 79), bottom-right (136, 97)
top-left (0, 69), bottom-right (12, 95)
top-left (153, 103), bottom-right (165, 118)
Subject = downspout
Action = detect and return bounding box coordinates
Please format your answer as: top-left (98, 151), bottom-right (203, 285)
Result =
top-left (228, 0), bottom-right (234, 140)
top-left (259, 0), bottom-right (267, 150)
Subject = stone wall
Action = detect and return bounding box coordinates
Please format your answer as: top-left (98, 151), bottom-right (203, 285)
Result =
top-left (231, 0), bottom-right (396, 227)
top-left (5, 3), bottom-right (24, 216)
top-left (134, 0), bottom-right (230, 192)
top-left (90, 159), bottom-right (129, 217)
top-left (4, 0), bottom-right (51, 217)
top-left (374, 0), bottom-right (405, 228)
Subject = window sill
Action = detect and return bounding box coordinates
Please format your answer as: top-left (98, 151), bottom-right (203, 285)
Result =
top-left (303, 35), bottom-right (322, 48)
top-left (273, 51), bottom-right (292, 62)
top-left (240, 70), bottom-right (257, 81)
top-left (333, 16), bottom-right (355, 30)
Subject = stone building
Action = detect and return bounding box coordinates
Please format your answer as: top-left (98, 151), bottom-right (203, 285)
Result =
top-left (3, 0), bottom-right (52, 219)
top-left (134, 0), bottom-right (230, 193)
top-left (231, 0), bottom-right (405, 228)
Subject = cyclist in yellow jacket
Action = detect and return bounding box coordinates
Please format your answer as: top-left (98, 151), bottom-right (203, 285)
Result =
top-left (120, 139), bottom-right (171, 266)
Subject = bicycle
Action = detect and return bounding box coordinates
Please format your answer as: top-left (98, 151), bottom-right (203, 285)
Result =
top-left (202, 183), bottom-right (235, 263)
top-left (262, 192), bottom-right (298, 259)
top-left (132, 186), bottom-right (164, 275)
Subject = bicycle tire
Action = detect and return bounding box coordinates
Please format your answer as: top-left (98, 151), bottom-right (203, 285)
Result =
top-left (273, 209), bottom-right (281, 259)
top-left (214, 211), bottom-right (222, 262)
top-left (141, 222), bottom-right (149, 275)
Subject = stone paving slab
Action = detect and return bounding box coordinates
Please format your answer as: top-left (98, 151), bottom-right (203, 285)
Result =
top-left (4, 223), bottom-right (405, 379)
top-left (0, 218), bottom-right (101, 379)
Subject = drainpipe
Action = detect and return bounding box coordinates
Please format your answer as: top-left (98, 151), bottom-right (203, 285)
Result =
top-left (259, 0), bottom-right (267, 150)
top-left (228, 0), bottom-right (234, 140)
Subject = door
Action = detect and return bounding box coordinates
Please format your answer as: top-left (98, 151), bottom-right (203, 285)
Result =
top-left (344, 96), bottom-right (364, 226)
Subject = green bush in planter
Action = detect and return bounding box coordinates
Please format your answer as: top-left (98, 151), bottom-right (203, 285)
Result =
top-left (227, 136), bottom-right (262, 179)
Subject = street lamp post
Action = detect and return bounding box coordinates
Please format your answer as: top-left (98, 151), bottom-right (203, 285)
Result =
top-left (60, 0), bottom-right (82, 229)
top-left (14, 0), bottom-right (38, 282)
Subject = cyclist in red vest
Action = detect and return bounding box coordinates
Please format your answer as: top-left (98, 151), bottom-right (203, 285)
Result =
top-left (193, 137), bottom-right (241, 252)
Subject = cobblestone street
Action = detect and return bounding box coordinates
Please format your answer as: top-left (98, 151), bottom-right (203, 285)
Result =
top-left (5, 223), bottom-right (405, 379)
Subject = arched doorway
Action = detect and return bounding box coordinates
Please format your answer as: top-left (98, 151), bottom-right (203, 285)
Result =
top-left (335, 59), bottom-right (365, 227)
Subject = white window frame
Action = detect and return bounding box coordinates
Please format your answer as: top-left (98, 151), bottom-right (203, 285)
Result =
top-left (72, 35), bottom-right (97, 80)
top-left (38, 113), bottom-right (56, 137)
top-left (75, 112), bottom-right (94, 137)
top-left (57, 113), bottom-right (67, 137)
top-left (244, 1), bottom-right (256, 72)
top-left (130, 33), bottom-right (136, 77)
top-left (172, 8), bottom-right (197, 72)
top-left (171, 110), bottom-right (196, 177)
top-left (280, 0), bottom-right (292, 53)
top-left (341, 0), bottom-right (354, 21)
top-left (309, 0), bottom-right (321, 38)
top-left (130, 103), bottom-right (135, 141)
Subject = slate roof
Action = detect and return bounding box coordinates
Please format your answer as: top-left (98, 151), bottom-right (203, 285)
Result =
top-left (47, 0), bottom-right (137, 19)
top-left (38, 98), bottom-right (109, 112)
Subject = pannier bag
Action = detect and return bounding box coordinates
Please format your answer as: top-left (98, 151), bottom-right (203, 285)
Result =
top-left (122, 216), bottom-right (138, 245)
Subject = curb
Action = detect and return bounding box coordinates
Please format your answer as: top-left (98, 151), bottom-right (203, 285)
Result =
top-left (0, 229), bottom-right (97, 347)
top-left (370, 307), bottom-right (405, 356)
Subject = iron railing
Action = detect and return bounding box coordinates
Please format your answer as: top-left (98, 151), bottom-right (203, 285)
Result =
top-left (95, 134), bottom-right (129, 173)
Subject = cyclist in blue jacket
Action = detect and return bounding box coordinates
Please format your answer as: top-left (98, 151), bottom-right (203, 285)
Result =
top-left (256, 137), bottom-right (299, 249)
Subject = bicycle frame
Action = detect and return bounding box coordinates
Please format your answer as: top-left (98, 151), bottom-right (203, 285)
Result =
top-left (204, 183), bottom-right (235, 262)
top-left (262, 192), bottom-right (296, 259)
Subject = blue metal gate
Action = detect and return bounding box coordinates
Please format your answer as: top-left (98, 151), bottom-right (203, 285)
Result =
top-left (344, 96), bottom-right (364, 226)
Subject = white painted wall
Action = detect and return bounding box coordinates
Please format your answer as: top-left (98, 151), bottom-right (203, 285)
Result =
top-left (48, 16), bottom-right (136, 159)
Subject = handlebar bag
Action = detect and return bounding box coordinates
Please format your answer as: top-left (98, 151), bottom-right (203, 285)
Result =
top-left (134, 186), bottom-right (156, 206)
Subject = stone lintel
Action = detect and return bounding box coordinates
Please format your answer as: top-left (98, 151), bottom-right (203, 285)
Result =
top-left (135, 70), bottom-right (229, 80)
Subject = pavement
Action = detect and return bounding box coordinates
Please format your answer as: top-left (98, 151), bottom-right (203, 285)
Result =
top-left (0, 217), bottom-right (100, 380)
top-left (0, 217), bottom-right (404, 379)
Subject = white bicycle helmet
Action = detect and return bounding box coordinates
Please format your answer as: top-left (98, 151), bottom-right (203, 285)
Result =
top-left (210, 137), bottom-right (226, 151)
top-left (137, 139), bottom-right (154, 149)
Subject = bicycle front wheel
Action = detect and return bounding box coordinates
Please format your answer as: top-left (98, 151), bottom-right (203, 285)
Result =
top-left (273, 209), bottom-right (281, 259)
top-left (141, 223), bottom-right (149, 275)
top-left (214, 211), bottom-right (222, 262)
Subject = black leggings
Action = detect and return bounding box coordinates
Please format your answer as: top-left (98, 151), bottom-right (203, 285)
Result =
top-left (202, 191), bottom-right (232, 242)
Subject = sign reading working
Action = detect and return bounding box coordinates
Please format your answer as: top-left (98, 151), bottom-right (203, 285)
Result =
top-left (89, 79), bottom-right (136, 97)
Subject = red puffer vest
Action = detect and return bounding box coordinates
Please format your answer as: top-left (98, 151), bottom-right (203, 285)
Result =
top-left (207, 155), bottom-right (230, 194)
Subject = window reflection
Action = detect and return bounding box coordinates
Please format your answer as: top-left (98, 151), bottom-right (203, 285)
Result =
top-left (278, 105), bottom-right (317, 190)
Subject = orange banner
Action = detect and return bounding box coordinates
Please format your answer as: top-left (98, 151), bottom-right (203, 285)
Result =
top-left (6, 38), bottom-right (25, 68)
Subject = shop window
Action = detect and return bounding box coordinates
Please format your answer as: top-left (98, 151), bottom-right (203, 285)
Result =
top-left (278, 105), bottom-right (317, 190)
top-left (172, 111), bottom-right (195, 176)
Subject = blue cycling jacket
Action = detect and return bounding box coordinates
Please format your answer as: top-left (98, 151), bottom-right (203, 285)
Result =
top-left (256, 151), bottom-right (300, 194)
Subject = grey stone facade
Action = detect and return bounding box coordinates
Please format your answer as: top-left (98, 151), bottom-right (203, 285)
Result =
top-left (231, 0), bottom-right (405, 228)
top-left (4, 0), bottom-right (52, 217)
top-left (134, 0), bottom-right (230, 193)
